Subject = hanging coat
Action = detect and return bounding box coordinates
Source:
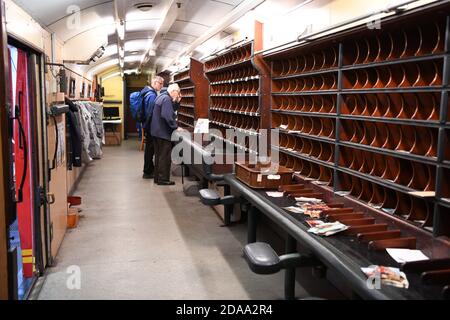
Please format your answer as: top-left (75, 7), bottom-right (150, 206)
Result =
top-left (77, 102), bottom-right (94, 163)
top-left (65, 98), bottom-right (82, 167)
top-left (84, 102), bottom-right (103, 159)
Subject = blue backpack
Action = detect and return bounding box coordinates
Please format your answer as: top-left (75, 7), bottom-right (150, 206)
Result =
top-left (130, 88), bottom-right (151, 123)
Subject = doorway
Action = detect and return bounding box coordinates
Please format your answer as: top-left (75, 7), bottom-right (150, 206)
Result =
top-left (124, 74), bottom-right (149, 140)
top-left (6, 41), bottom-right (46, 300)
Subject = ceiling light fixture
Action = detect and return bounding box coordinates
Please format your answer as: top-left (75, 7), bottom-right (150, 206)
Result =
top-left (134, 3), bottom-right (154, 12)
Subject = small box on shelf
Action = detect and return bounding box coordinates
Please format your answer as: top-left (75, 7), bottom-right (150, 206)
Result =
top-left (105, 132), bottom-right (122, 146)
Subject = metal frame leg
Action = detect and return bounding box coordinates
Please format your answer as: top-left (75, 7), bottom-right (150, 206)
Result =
top-left (247, 205), bottom-right (257, 244)
top-left (285, 234), bottom-right (297, 300)
top-left (224, 184), bottom-right (232, 226)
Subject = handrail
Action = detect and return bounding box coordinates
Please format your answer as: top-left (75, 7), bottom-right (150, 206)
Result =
top-left (44, 62), bottom-right (93, 83)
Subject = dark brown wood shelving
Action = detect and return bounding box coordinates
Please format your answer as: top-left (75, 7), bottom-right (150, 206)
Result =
top-left (267, 42), bottom-right (339, 188)
top-left (263, 11), bottom-right (450, 239)
top-left (173, 58), bottom-right (209, 131)
top-left (203, 21), bottom-right (270, 155)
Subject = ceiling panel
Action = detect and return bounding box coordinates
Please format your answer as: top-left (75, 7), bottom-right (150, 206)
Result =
top-left (124, 39), bottom-right (151, 52)
top-left (169, 20), bottom-right (209, 38)
top-left (109, 30), bottom-right (156, 43)
top-left (63, 25), bottom-right (114, 60)
top-left (47, 2), bottom-right (115, 42)
top-left (152, 55), bottom-right (172, 65)
top-left (158, 39), bottom-right (185, 51)
top-left (126, 19), bottom-right (159, 32)
top-left (14, 0), bottom-right (109, 26)
top-left (163, 31), bottom-right (197, 44)
top-left (178, 0), bottom-right (244, 27)
top-left (156, 48), bottom-right (177, 58)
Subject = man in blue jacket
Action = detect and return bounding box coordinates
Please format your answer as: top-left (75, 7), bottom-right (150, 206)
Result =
top-left (142, 76), bottom-right (164, 179)
top-left (151, 83), bottom-right (181, 185)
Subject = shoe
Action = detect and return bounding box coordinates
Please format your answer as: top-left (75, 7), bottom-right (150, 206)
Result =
top-left (142, 173), bottom-right (154, 179)
top-left (157, 180), bottom-right (175, 186)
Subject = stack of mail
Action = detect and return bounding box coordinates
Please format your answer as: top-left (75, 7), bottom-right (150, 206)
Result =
top-left (307, 221), bottom-right (348, 236)
top-left (299, 204), bottom-right (331, 218)
top-left (295, 197), bottom-right (323, 204)
top-left (283, 206), bottom-right (304, 214)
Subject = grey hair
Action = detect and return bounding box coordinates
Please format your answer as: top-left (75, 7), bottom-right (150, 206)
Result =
top-left (167, 83), bottom-right (180, 94)
top-left (151, 76), bottom-right (164, 85)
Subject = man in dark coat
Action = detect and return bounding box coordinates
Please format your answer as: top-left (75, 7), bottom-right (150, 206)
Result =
top-left (151, 83), bottom-right (181, 185)
top-left (142, 76), bottom-right (164, 179)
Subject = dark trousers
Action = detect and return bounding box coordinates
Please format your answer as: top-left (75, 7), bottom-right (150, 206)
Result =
top-left (143, 131), bottom-right (155, 175)
top-left (154, 137), bottom-right (172, 182)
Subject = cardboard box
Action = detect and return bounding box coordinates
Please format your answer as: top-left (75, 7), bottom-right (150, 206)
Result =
top-left (105, 132), bottom-right (122, 146)
top-left (47, 92), bottom-right (65, 104)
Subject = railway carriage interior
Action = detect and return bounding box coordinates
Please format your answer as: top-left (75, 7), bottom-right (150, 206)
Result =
top-left (0, 0), bottom-right (449, 303)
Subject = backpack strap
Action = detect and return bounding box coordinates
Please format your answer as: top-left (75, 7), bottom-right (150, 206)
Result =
top-left (143, 91), bottom-right (152, 99)
top-left (141, 90), bottom-right (155, 126)
top-left (141, 90), bottom-right (152, 110)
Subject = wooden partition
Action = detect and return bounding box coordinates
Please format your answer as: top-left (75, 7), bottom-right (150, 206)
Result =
top-left (263, 5), bottom-right (450, 238)
top-left (174, 58), bottom-right (209, 130)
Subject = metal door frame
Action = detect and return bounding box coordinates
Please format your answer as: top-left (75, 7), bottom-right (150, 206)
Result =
top-left (0, 0), bottom-right (12, 300)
